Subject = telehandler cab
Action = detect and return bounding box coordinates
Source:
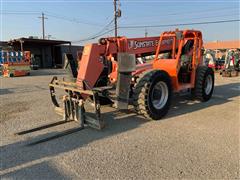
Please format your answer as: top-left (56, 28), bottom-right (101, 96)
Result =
top-left (17, 29), bottom-right (214, 145)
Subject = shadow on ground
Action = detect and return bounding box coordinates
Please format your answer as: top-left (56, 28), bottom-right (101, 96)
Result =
top-left (29, 69), bottom-right (66, 77)
top-left (0, 82), bottom-right (239, 174)
top-left (0, 88), bottom-right (14, 95)
top-left (168, 82), bottom-right (239, 118)
top-left (0, 161), bottom-right (71, 180)
top-left (0, 85), bottom-right (49, 96)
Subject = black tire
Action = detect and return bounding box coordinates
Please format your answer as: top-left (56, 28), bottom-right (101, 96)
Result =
top-left (132, 70), bottom-right (172, 120)
top-left (193, 66), bottom-right (214, 102)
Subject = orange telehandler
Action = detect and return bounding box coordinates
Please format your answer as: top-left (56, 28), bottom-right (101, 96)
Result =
top-left (17, 29), bottom-right (214, 145)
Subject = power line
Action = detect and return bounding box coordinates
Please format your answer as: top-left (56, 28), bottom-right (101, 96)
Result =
top-left (72, 19), bottom-right (239, 43)
top-left (0, 12), bottom-right (39, 15)
top-left (45, 12), bottom-right (103, 27)
top-left (156, 7), bottom-right (237, 17)
top-left (0, 10), bottom-right (105, 27)
top-left (167, 7), bottom-right (239, 16)
top-left (0, 10), bottom-right (40, 13)
top-left (72, 18), bottom-right (115, 43)
top-left (123, 7), bottom-right (239, 22)
top-left (119, 19), bottom-right (240, 29)
top-left (178, 13), bottom-right (239, 22)
top-left (72, 28), bottom-right (115, 43)
top-left (121, 13), bottom-right (239, 26)
top-left (3, 0), bottom-right (239, 2)
top-left (90, 18), bottom-right (115, 37)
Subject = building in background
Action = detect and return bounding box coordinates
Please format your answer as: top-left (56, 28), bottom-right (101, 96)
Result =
top-left (204, 40), bottom-right (240, 59)
top-left (8, 37), bottom-right (83, 68)
top-left (204, 40), bottom-right (240, 50)
top-left (0, 41), bottom-right (12, 50)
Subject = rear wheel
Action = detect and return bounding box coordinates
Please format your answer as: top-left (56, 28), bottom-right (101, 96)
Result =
top-left (132, 70), bottom-right (172, 120)
top-left (193, 66), bottom-right (214, 101)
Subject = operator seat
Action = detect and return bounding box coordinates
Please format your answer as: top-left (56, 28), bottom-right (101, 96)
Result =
top-left (178, 40), bottom-right (194, 83)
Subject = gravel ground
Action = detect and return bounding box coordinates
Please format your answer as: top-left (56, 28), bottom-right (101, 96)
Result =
top-left (0, 69), bottom-right (239, 179)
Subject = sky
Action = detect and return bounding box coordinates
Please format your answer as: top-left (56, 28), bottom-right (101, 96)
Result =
top-left (0, 0), bottom-right (239, 45)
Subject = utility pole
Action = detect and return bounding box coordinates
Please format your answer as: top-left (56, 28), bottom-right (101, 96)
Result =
top-left (38, 12), bottom-right (48, 39)
top-left (114, 0), bottom-right (121, 38)
top-left (114, 0), bottom-right (117, 38)
top-left (145, 27), bottom-right (148, 37)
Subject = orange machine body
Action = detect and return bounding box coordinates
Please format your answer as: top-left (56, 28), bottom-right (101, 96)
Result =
top-left (47, 29), bottom-right (206, 131)
top-left (77, 29), bottom-right (203, 94)
top-left (77, 36), bottom-right (174, 88)
top-left (153, 30), bottom-right (203, 92)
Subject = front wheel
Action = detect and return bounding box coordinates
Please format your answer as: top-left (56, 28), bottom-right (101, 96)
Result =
top-left (192, 66), bottom-right (214, 101)
top-left (132, 70), bottom-right (172, 120)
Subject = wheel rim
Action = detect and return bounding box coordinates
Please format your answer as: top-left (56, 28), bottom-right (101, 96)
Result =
top-left (204, 75), bottom-right (213, 95)
top-left (151, 81), bottom-right (169, 109)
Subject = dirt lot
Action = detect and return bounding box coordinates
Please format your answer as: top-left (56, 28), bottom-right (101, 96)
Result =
top-left (0, 69), bottom-right (239, 179)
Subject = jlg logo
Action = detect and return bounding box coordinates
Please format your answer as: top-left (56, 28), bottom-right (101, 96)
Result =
top-left (128, 39), bottom-right (173, 50)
